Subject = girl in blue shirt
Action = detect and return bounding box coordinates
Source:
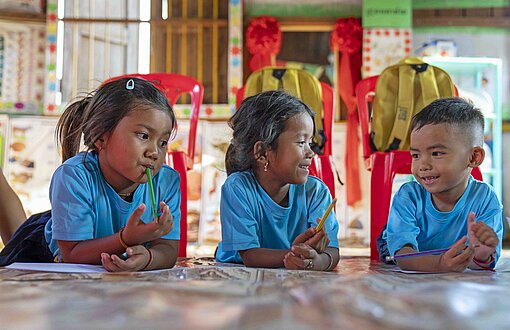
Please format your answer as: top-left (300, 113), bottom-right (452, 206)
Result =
top-left (216, 91), bottom-right (340, 271)
top-left (0, 77), bottom-right (180, 271)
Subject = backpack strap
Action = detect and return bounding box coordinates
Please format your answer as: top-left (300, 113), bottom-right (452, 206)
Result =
top-left (385, 60), bottom-right (443, 151)
top-left (263, 69), bottom-right (283, 90)
top-left (385, 63), bottom-right (416, 151)
top-left (418, 65), bottom-right (441, 108)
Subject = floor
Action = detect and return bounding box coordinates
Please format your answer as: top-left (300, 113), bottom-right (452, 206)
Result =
top-left (1, 257), bottom-right (510, 329)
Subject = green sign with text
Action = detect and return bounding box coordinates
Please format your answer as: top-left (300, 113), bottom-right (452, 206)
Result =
top-left (363, 0), bottom-right (412, 28)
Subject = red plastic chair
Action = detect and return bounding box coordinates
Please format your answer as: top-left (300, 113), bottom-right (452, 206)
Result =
top-left (356, 75), bottom-right (483, 261)
top-left (106, 73), bottom-right (204, 258)
top-left (236, 82), bottom-right (336, 199)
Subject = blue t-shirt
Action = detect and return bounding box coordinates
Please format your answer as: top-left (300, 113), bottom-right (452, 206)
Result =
top-left (385, 177), bottom-right (503, 263)
top-left (216, 170), bottom-right (339, 263)
top-left (44, 152), bottom-right (181, 259)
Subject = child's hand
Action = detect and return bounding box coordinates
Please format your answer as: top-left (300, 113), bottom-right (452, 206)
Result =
top-left (467, 212), bottom-right (498, 262)
top-left (156, 201), bottom-right (174, 234)
top-left (101, 245), bottom-right (151, 272)
top-left (122, 202), bottom-right (173, 246)
top-left (305, 226), bottom-right (330, 254)
top-left (438, 236), bottom-right (475, 272)
top-left (283, 243), bottom-right (319, 270)
top-left (292, 226), bottom-right (330, 254)
top-left (308, 217), bottom-right (332, 253)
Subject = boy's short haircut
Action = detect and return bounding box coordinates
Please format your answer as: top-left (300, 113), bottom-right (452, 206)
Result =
top-left (410, 97), bottom-right (485, 147)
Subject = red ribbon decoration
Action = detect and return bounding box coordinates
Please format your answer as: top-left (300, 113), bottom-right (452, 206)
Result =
top-left (330, 17), bottom-right (363, 206)
top-left (246, 16), bottom-right (282, 71)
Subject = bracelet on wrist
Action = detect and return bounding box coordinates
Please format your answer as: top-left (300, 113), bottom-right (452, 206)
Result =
top-left (118, 227), bottom-right (129, 249)
top-left (142, 248), bottom-right (153, 270)
top-left (323, 251), bottom-right (334, 271)
top-left (472, 254), bottom-right (495, 270)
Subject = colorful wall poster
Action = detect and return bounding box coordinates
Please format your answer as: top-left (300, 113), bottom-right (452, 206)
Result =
top-left (362, 28), bottom-right (412, 78)
top-left (332, 123), bottom-right (369, 247)
top-left (198, 121), bottom-right (230, 245)
top-left (168, 120), bottom-right (203, 244)
top-left (0, 114), bottom-right (7, 168)
top-left (3, 116), bottom-right (60, 216)
top-left (0, 22), bottom-right (46, 114)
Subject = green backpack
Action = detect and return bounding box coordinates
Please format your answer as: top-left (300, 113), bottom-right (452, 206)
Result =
top-left (243, 67), bottom-right (326, 155)
top-left (371, 57), bottom-right (456, 152)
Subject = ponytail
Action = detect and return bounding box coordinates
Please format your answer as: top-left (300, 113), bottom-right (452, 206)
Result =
top-left (225, 143), bottom-right (244, 176)
top-left (56, 96), bottom-right (91, 162)
top-left (226, 140), bottom-right (269, 176)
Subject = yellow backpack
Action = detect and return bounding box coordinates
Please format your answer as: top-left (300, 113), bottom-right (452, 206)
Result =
top-left (371, 57), bottom-right (456, 152)
top-left (243, 67), bottom-right (326, 155)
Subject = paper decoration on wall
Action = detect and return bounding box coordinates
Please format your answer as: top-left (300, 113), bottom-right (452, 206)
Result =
top-left (362, 28), bottom-right (412, 78)
top-left (331, 122), bottom-right (369, 246)
top-left (0, 0), bottom-right (45, 13)
top-left (198, 121), bottom-right (229, 245)
top-left (0, 23), bottom-right (45, 114)
top-left (0, 35), bottom-right (3, 98)
top-left (416, 39), bottom-right (457, 57)
top-left (4, 117), bottom-right (61, 216)
top-left (44, 0), bottom-right (58, 114)
top-left (0, 114), bottom-right (7, 169)
top-left (172, 104), bottom-right (232, 120)
top-left (228, 0), bottom-right (243, 109)
top-left (168, 121), bottom-right (203, 244)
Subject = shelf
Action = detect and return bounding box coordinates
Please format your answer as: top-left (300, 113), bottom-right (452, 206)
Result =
top-left (0, 11), bottom-right (46, 24)
top-left (424, 57), bottom-right (503, 72)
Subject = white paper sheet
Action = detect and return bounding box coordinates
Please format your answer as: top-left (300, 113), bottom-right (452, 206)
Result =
top-left (5, 262), bottom-right (106, 273)
top-left (390, 267), bottom-right (501, 274)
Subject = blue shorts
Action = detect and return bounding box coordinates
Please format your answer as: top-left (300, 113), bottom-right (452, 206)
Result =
top-left (0, 210), bottom-right (53, 266)
top-left (376, 224), bottom-right (395, 264)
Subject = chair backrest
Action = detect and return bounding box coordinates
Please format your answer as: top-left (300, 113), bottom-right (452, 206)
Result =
top-left (105, 73), bottom-right (204, 170)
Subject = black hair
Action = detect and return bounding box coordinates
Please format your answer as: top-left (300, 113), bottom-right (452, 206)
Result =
top-left (411, 97), bottom-right (484, 146)
top-left (56, 77), bottom-right (176, 162)
top-left (225, 90), bottom-right (314, 175)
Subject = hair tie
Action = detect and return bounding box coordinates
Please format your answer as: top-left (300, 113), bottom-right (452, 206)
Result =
top-left (126, 79), bottom-right (135, 90)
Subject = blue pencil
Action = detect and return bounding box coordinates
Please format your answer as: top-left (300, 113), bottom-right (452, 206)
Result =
top-left (385, 248), bottom-right (450, 262)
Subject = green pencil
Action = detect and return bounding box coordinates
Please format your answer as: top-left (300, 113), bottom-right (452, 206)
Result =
top-left (146, 167), bottom-right (158, 222)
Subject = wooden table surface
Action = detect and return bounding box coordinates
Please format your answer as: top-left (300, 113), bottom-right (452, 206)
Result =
top-left (1, 257), bottom-right (510, 329)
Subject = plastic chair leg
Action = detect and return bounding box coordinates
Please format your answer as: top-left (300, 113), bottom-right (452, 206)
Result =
top-left (309, 155), bottom-right (335, 199)
top-left (167, 151), bottom-right (188, 258)
top-left (318, 155), bottom-right (336, 200)
top-left (370, 152), bottom-right (393, 261)
top-left (309, 156), bottom-right (322, 179)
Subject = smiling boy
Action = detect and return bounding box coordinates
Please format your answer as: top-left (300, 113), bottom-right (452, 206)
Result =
top-left (380, 97), bottom-right (503, 272)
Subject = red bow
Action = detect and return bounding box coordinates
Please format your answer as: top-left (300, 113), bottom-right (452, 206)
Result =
top-left (246, 16), bottom-right (282, 71)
